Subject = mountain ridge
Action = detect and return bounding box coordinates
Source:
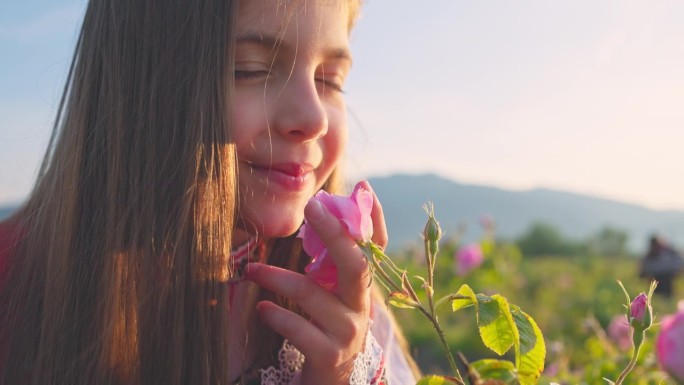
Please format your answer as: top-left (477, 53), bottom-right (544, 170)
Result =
top-left (2, 173), bottom-right (682, 253)
top-left (366, 173), bottom-right (684, 253)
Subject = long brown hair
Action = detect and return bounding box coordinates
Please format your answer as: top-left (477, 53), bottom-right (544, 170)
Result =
top-left (0, 1), bottom-right (368, 384)
top-left (2, 1), bottom-right (237, 384)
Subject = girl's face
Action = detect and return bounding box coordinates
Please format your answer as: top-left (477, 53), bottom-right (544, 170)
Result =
top-left (232, 0), bottom-right (352, 243)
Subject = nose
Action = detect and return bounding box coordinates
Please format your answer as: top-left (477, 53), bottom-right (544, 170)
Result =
top-left (271, 74), bottom-right (328, 142)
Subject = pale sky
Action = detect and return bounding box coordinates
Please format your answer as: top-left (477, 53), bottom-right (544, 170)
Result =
top-left (2, 1), bottom-right (684, 210)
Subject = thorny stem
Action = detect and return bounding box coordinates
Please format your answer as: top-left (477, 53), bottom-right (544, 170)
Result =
top-left (615, 331), bottom-right (644, 385)
top-left (364, 243), bottom-right (465, 385)
top-left (416, 305), bottom-right (465, 385)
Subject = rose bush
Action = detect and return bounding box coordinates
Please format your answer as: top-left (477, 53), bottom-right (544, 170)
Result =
top-left (298, 182), bottom-right (374, 291)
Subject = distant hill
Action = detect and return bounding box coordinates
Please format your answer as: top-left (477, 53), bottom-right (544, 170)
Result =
top-left (368, 173), bottom-right (684, 253)
top-left (3, 174), bottom-right (683, 254)
top-left (0, 205), bottom-right (17, 221)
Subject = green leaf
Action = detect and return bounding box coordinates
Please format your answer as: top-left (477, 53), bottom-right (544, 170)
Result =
top-left (434, 294), bottom-right (453, 310)
top-left (415, 375), bottom-right (460, 385)
top-left (469, 359), bottom-right (518, 384)
top-left (451, 284), bottom-right (478, 313)
top-left (510, 305), bottom-right (546, 385)
top-left (477, 294), bottom-right (518, 356)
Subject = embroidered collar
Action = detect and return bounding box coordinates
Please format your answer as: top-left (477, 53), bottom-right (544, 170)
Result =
top-left (228, 238), bottom-right (262, 283)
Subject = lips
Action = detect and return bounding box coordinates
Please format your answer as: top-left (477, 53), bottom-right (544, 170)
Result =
top-left (244, 161), bottom-right (315, 191)
top-left (268, 162), bottom-right (314, 177)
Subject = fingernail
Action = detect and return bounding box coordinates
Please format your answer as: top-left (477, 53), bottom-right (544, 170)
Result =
top-left (244, 262), bottom-right (260, 277)
top-left (307, 200), bottom-right (326, 222)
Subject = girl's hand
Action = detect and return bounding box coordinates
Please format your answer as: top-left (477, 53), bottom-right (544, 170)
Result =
top-left (245, 181), bottom-right (387, 384)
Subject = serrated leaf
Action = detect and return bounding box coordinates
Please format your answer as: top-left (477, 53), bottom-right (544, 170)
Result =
top-left (451, 284), bottom-right (478, 313)
top-left (477, 295), bottom-right (517, 356)
top-left (415, 375), bottom-right (461, 385)
top-left (510, 305), bottom-right (546, 385)
top-left (470, 359), bottom-right (518, 384)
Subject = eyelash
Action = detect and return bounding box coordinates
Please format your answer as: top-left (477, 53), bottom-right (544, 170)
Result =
top-left (316, 77), bottom-right (345, 93)
top-left (234, 70), bottom-right (345, 93)
top-left (234, 70), bottom-right (269, 80)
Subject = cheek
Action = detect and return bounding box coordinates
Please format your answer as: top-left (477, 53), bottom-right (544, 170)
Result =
top-left (230, 93), bottom-right (265, 150)
top-left (323, 105), bottom-right (348, 163)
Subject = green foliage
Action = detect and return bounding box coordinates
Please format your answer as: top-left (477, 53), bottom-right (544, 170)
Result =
top-left (450, 285), bottom-right (545, 385)
top-left (370, 207), bottom-right (547, 384)
top-left (515, 222), bottom-right (632, 258)
top-left (393, 235), bottom-right (683, 384)
top-left (587, 227), bottom-right (630, 257)
top-left (416, 376), bottom-right (461, 385)
top-left (516, 221), bottom-right (586, 257)
top-left (469, 359), bottom-right (517, 383)
top-left (510, 306), bottom-right (545, 385)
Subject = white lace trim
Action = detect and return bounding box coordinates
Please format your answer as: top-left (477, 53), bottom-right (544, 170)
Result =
top-left (350, 329), bottom-right (385, 385)
top-left (259, 331), bottom-right (385, 385)
top-left (260, 339), bottom-right (305, 385)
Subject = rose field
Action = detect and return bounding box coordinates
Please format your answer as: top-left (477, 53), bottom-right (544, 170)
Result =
top-left (388, 235), bottom-right (683, 384)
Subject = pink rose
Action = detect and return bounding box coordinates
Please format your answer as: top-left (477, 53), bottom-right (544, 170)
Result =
top-left (656, 302), bottom-right (684, 382)
top-left (630, 293), bottom-right (648, 324)
top-left (298, 182), bottom-right (374, 291)
top-left (455, 243), bottom-right (484, 277)
top-left (607, 315), bottom-right (632, 351)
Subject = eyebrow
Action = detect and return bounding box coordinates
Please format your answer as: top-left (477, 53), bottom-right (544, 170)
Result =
top-left (236, 32), bottom-right (353, 63)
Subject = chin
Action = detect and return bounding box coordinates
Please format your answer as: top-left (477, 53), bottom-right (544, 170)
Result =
top-left (269, 216), bottom-right (306, 239)
top-left (238, 207), bottom-right (305, 240)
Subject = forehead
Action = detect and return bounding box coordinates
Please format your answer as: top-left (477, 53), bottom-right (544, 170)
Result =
top-left (237, 0), bottom-right (352, 34)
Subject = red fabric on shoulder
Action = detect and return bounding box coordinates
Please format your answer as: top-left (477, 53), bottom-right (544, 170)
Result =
top-left (0, 217), bottom-right (21, 376)
top-left (0, 218), bottom-right (20, 288)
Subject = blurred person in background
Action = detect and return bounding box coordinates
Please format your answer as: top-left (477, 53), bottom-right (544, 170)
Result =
top-left (640, 235), bottom-right (684, 298)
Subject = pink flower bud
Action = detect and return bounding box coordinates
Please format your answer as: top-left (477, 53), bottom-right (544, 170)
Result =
top-left (630, 293), bottom-right (648, 323)
top-left (656, 304), bottom-right (684, 382)
top-left (298, 182), bottom-right (374, 291)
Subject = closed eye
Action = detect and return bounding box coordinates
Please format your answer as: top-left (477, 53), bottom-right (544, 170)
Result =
top-left (234, 70), bottom-right (270, 80)
top-left (315, 77), bottom-right (345, 93)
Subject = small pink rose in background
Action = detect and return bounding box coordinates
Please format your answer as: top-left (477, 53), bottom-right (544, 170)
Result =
top-left (657, 301), bottom-right (684, 382)
top-left (455, 243), bottom-right (484, 277)
top-left (607, 314), bottom-right (632, 351)
top-left (630, 293), bottom-right (648, 324)
top-left (298, 182), bottom-right (374, 291)
top-left (479, 214), bottom-right (495, 230)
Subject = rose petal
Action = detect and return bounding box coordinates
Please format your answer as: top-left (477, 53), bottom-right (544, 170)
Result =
top-left (351, 183), bottom-right (374, 241)
top-left (304, 249), bottom-right (337, 291)
top-left (298, 223), bottom-right (325, 260)
top-left (299, 182), bottom-right (375, 291)
top-left (657, 310), bottom-right (684, 381)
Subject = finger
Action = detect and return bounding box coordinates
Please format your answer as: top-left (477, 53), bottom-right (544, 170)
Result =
top-left (304, 200), bottom-right (371, 312)
top-left (358, 180), bottom-right (388, 250)
top-left (245, 263), bottom-right (366, 341)
top-left (255, 301), bottom-right (338, 363)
